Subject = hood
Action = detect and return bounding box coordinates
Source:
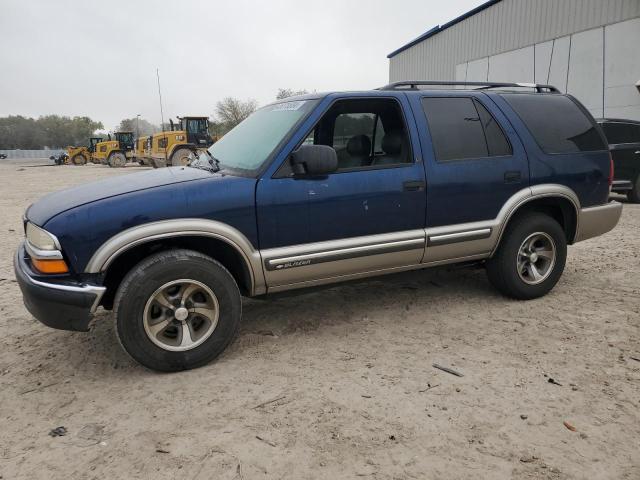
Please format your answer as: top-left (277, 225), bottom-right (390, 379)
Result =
top-left (26, 167), bottom-right (213, 226)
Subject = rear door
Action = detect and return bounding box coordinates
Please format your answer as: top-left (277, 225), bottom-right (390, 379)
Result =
top-left (408, 91), bottom-right (529, 228)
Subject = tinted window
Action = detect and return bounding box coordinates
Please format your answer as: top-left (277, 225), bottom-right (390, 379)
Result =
top-left (601, 122), bottom-right (640, 145)
top-left (475, 100), bottom-right (512, 156)
top-left (422, 97), bottom-right (511, 161)
top-left (422, 97), bottom-right (487, 161)
top-left (502, 94), bottom-right (606, 153)
top-left (333, 113), bottom-right (375, 152)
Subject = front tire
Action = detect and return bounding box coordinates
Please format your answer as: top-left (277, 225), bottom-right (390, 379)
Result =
top-left (486, 213), bottom-right (567, 300)
top-left (114, 249), bottom-right (242, 372)
top-left (108, 152), bottom-right (126, 168)
top-left (72, 154), bottom-right (87, 165)
top-left (171, 148), bottom-right (192, 167)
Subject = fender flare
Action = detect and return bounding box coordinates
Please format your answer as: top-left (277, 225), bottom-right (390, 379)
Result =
top-left (85, 219), bottom-right (266, 295)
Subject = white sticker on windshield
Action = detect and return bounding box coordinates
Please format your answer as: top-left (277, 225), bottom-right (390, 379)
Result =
top-left (271, 100), bottom-right (306, 112)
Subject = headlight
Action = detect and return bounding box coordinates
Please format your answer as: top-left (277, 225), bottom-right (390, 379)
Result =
top-left (26, 223), bottom-right (59, 251)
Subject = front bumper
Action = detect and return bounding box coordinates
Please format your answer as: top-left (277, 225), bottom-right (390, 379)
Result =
top-left (574, 201), bottom-right (623, 243)
top-left (13, 243), bottom-right (106, 332)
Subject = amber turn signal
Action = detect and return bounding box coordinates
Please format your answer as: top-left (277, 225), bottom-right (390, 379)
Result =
top-left (31, 258), bottom-right (69, 274)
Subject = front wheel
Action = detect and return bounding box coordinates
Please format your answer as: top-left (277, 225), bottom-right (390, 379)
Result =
top-left (72, 154), bottom-right (87, 165)
top-left (486, 213), bottom-right (567, 300)
top-left (114, 249), bottom-right (242, 371)
top-left (108, 152), bottom-right (126, 168)
top-left (171, 148), bottom-right (192, 167)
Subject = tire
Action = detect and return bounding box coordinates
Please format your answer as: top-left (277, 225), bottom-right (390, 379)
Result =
top-left (627, 175), bottom-right (640, 204)
top-left (108, 152), bottom-right (126, 168)
top-left (486, 213), bottom-right (567, 300)
top-left (171, 148), bottom-right (192, 167)
top-left (114, 249), bottom-right (242, 372)
top-left (72, 154), bottom-right (87, 165)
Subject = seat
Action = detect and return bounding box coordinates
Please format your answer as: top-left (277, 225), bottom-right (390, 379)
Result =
top-left (372, 131), bottom-right (406, 165)
top-left (337, 134), bottom-right (371, 169)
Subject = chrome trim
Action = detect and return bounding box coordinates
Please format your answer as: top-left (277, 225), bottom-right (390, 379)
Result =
top-left (262, 230), bottom-right (425, 288)
top-left (25, 240), bottom-right (63, 260)
top-left (428, 228), bottom-right (491, 246)
top-left (574, 201), bottom-right (622, 243)
top-left (266, 237), bottom-right (424, 271)
top-left (85, 219), bottom-right (265, 296)
top-left (26, 275), bottom-right (106, 313)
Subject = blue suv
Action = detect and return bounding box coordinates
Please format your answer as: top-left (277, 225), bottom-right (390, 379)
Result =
top-left (14, 81), bottom-right (622, 371)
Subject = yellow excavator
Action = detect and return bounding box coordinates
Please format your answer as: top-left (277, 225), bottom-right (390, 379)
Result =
top-left (149, 116), bottom-right (213, 168)
top-left (65, 137), bottom-right (104, 165)
top-left (93, 131), bottom-right (135, 168)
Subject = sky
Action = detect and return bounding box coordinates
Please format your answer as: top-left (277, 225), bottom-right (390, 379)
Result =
top-left (0, 0), bottom-right (483, 131)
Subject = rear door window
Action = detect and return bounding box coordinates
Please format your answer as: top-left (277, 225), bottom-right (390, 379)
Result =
top-left (421, 97), bottom-right (512, 162)
top-left (502, 94), bottom-right (606, 153)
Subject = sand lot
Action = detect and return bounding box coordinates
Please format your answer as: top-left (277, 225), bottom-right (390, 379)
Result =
top-left (0, 161), bottom-right (638, 479)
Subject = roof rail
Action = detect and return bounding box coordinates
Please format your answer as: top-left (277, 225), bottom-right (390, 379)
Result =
top-left (379, 81), bottom-right (560, 93)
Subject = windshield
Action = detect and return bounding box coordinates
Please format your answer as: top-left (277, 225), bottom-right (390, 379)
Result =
top-left (208, 99), bottom-right (317, 172)
top-left (183, 118), bottom-right (208, 134)
top-left (115, 132), bottom-right (134, 144)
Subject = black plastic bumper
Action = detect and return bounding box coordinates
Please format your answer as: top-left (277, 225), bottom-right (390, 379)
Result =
top-left (13, 244), bottom-right (105, 332)
top-left (611, 180), bottom-right (633, 192)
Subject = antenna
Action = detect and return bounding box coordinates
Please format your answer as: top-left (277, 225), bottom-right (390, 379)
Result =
top-left (156, 68), bottom-right (168, 165)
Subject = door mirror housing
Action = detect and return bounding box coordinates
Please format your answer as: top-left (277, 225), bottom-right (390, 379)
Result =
top-left (291, 145), bottom-right (338, 176)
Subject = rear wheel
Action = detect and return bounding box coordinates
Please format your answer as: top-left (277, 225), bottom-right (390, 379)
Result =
top-left (108, 152), bottom-right (126, 168)
top-left (114, 249), bottom-right (242, 372)
top-left (627, 176), bottom-right (640, 204)
top-left (171, 148), bottom-right (192, 167)
top-left (72, 154), bottom-right (87, 165)
top-left (486, 213), bottom-right (567, 300)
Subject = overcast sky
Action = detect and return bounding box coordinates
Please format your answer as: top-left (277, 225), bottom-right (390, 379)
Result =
top-left (0, 0), bottom-right (482, 130)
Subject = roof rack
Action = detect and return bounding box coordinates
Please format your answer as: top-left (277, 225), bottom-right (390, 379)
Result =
top-left (379, 81), bottom-right (560, 93)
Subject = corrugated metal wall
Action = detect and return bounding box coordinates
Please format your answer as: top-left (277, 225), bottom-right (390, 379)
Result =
top-left (389, 0), bottom-right (640, 82)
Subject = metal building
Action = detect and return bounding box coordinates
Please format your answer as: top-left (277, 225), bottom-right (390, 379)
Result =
top-left (388, 0), bottom-right (640, 120)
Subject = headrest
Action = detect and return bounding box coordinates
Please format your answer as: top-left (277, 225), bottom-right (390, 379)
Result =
top-left (382, 131), bottom-right (403, 155)
top-left (346, 135), bottom-right (371, 156)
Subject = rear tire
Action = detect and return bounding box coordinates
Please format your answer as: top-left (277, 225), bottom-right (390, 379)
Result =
top-left (108, 152), bottom-right (126, 168)
top-left (114, 249), bottom-right (242, 372)
top-left (171, 148), bottom-right (192, 167)
top-left (627, 176), bottom-right (640, 204)
top-left (486, 213), bottom-right (567, 300)
top-left (72, 154), bottom-right (87, 165)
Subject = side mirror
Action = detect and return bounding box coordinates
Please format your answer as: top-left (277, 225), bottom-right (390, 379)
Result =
top-left (291, 145), bottom-right (338, 176)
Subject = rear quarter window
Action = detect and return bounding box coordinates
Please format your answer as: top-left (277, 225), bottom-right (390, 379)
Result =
top-left (502, 94), bottom-right (606, 154)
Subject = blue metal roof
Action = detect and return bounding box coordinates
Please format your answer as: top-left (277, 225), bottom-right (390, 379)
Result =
top-left (387, 0), bottom-right (502, 58)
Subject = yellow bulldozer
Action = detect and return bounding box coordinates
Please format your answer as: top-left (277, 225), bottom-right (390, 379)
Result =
top-left (149, 116), bottom-right (213, 168)
top-left (93, 131), bottom-right (135, 168)
top-left (65, 137), bottom-right (104, 165)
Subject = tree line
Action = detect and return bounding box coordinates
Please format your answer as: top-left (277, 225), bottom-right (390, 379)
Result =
top-left (0, 88), bottom-right (310, 149)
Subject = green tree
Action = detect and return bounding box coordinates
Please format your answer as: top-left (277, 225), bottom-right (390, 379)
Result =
top-left (0, 115), bottom-right (103, 149)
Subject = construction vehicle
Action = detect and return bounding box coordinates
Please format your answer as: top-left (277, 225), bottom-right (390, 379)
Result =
top-left (149, 116), bottom-right (213, 168)
top-left (65, 137), bottom-right (104, 165)
top-left (134, 135), bottom-right (151, 166)
top-left (93, 131), bottom-right (135, 168)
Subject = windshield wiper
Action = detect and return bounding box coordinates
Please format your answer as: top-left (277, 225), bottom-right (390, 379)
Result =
top-left (189, 150), bottom-right (220, 173)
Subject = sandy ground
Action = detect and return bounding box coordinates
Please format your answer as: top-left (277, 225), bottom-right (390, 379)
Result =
top-left (0, 162), bottom-right (638, 480)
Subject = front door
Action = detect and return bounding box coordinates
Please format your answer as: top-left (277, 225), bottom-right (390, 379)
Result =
top-left (256, 95), bottom-right (427, 289)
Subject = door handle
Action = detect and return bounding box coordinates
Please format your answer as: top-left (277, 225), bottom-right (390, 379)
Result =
top-left (403, 180), bottom-right (425, 191)
top-left (504, 171), bottom-right (521, 183)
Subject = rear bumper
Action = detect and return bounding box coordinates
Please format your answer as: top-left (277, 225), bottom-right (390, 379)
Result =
top-left (574, 201), bottom-right (622, 243)
top-left (13, 244), bottom-right (105, 332)
top-left (611, 180), bottom-right (633, 192)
